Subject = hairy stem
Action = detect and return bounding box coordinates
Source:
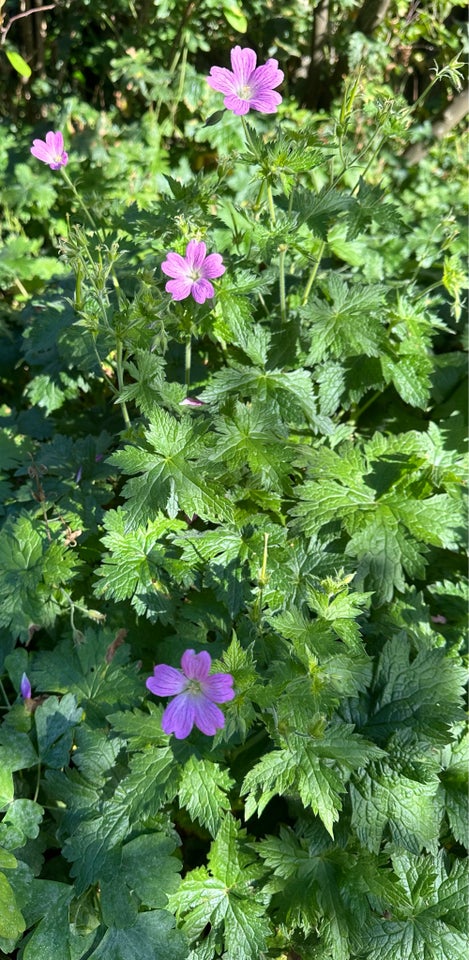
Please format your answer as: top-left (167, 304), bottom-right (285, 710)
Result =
top-left (185, 335), bottom-right (192, 388)
top-left (302, 240), bottom-right (326, 305)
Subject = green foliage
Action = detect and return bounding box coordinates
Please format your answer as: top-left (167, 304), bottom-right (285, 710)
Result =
top-left (0, 514), bottom-right (81, 641)
top-left (0, 4), bottom-right (467, 958)
top-left (169, 815), bottom-right (271, 960)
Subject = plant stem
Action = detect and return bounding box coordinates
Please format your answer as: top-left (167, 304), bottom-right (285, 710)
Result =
top-left (266, 183), bottom-right (276, 226)
top-left (185, 335), bottom-right (192, 388)
top-left (240, 114), bottom-right (255, 152)
top-left (0, 678), bottom-right (11, 707)
top-left (91, 339), bottom-right (119, 396)
top-left (228, 728), bottom-right (268, 761)
top-left (279, 247), bottom-right (287, 323)
top-left (33, 762), bottom-right (42, 803)
top-left (61, 168), bottom-right (98, 232)
top-left (353, 387), bottom-right (386, 421)
top-left (115, 339), bottom-right (131, 429)
top-left (302, 240), bottom-right (326, 305)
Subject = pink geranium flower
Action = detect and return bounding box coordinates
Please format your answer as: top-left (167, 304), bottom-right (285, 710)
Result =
top-left (161, 240), bottom-right (225, 304)
top-left (30, 131), bottom-right (68, 170)
top-left (146, 649), bottom-right (235, 739)
top-left (206, 46), bottom-right (283, 116)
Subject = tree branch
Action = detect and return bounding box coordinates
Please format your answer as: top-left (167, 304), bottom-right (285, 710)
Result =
top-left (355, 0), bottom-right (392, 36)
top-left (404, 86), bottom-right (469, 164)
top-left (0, 3), bottom-right (56, 45)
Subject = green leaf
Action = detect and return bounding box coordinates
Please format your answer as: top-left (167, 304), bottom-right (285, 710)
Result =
top-left (0, 800), bottom-right (44, 851)
top-left (110, 409), bottom-right (233, 527)
top-left (0, 514), bottom-right (80, 641)
top-left (30, 630), bottom-right (142, 714)
top-left (170, 816), bottom-right (270, 960)
top-left (114, 746), bottom-right (177, 819)
top-left (22, 884), bottom-right (74, 960)
top-left (0, 848), bottom-right (17, 870)
top-left (121, 833), bottom-right (182, 908)
top-left (290, 476), bottom-right (373, 533)
top-left (381, 352), bottom-right (433, 408)
top-left (438, 733), bottom-right (469, 847)
top-left (397, 494), bottom-right (465, 549)
top-left (209, 401), bottom-right (293, 493)
top-left (200, 363), bottom-right (330, 432)
top-left (305, 584), bottom-right (373, 646)
top-left (0, 428), bottom-right (33, 470)
top-left (361, 638), bottom-right (467, 744)
top-left (303, 276), bottom-right (386, 363)
top-left (223, 1), bottom-right (248, 32)
top-left (357, 854), bottom-right (469, 959)
top-left (178, 757), bottom-right (234, 836)
top-left (346, 508), bottom-right (415, 604)
top-left (0, 870), bottom-right (25, 940)
top-left (258, 825), bottom-right (373, 954)
top-left (72, 726), bottom-right (125, 787)
top-left (94, 507), bottom-right (185, 614)
top-left (350, 765), bottom-right (441, 854)
top-left (34, 694), bottom-right (83, 768)
top-left (62, 801), bottom-right (130, 895)
top-left (0, 237), bottom-right (67, 285)
top-left (99, 876), bottom-right (139, 929)
top-left (0, 766), bottom-right (14, 808)
top-left (212, 292), bottom-right (255, 351)
top-left (327, 222), bottom-right (368, 266)
top-left (84, 910), bottom-right (188, 960)
top-left (293, 186), bottom-right (352, 237)
top-left (5, 49), bottom-right (32, 79)
top-left (346, 180), bottom-right (402, 239)
top-left (107, 704), bottom-right (167, 748)
top-left (242, 727), bottom-right (381, 837)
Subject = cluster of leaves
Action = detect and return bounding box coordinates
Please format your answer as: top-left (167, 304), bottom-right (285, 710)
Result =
top-left (0, 8), bottom-right (468, 960)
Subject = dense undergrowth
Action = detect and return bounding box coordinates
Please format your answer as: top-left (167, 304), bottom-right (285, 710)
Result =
top-left (0, 2), bottom-right (467, 958)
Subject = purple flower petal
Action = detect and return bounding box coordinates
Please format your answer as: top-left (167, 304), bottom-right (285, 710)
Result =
top-left (192, 696), bottom-right (226, 735)
top-left (161, 252), bottom-right (188, 278)
top-left (162, 241), bottom-right (224, 303)
top-left (162, 694), bottom-right (196, 739)
top-left (46, 130), bottom-right (64, 153)
top-left (179, 397), bottom-right (205, 407)
top-left (165, 278), bottom-right (193, 300)
top-left (185, 240), bottom-right (206, 270)
top-left (223, 95), bottom-right (251, 116)
top-left (181, 649), bottom-right (211, 681)
top-left (251, 60), bottom-right (284, 89)
top-left (249, 93), bottom-right (282, 114)
top-left (31, 140), bottom-right (53, 162)
top-left (201, 253), bottom-right (225, 280)
top-left (30, 130), bottom-right (68, 169)
top-left (231, 45), bottom-right (257, 82)
top-left (202, 673), bottom-right (235, 703)
top-left (206, 46), bottom-right (283, 116)
top-left (20, 673), bottom-right (32, 700)
top-left (146, 647), bottom-right (235, 739)
top-left (146, 664), bottom-right (188, 696)
top-left (206, 67), bottom-right (237, 96)
top-left (191, 278), bottom-right (215, 303)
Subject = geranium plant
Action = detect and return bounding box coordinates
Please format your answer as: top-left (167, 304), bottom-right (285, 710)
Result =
top-left (0, 25), bottom-right (467, 960)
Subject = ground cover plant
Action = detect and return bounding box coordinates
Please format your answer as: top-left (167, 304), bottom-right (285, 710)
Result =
top-left (0, 2), bottom-right (468, 958)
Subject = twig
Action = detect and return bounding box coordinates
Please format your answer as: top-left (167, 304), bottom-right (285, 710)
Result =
top-left (0, 4), bottom-right (56, 45)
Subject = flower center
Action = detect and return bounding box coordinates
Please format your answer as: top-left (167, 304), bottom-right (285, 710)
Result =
top-left (237, 83), bottom-right (253, 101)
top-left (187, 679), bottom-right (202, 695)
top-left (188, 268), bottom-right (202, 281)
